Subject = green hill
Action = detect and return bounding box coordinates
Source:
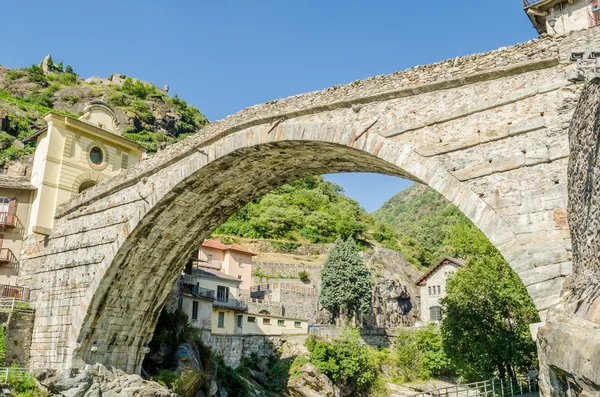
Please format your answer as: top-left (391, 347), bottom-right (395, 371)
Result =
top-left (0, 56), bottom-right (208, 168)
top-left (372, 183), bottom-right (474, 266)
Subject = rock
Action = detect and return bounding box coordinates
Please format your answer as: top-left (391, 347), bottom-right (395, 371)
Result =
top-left (174, 342), bottom-right (206, 397)
top-left (34, 364), bottom-right (177, 396)
top-left (40, 54), bottom-right (51, 75)
top-left (146, 343), bottom-right (172, 366)
top-left (218, 387), bottom-right (228, 397)
top-left (209, 379), bottom-right (218, 396)
top-left (287, 363), bottom-right (335, 397)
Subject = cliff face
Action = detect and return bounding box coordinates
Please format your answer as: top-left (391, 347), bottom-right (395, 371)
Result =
top-left (537, 83), bottom-right (600, 396)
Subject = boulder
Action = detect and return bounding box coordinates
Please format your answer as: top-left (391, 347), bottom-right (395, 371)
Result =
top-left (175, 342), bottom-right (206, 397)
top-left (34, 364), bottom-right (177, 397)
top-left (287, 363), bottom-right (336, 397)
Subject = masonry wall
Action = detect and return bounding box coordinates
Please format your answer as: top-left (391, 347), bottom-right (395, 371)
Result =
top-left (208, 334), bottom-right (308, 368)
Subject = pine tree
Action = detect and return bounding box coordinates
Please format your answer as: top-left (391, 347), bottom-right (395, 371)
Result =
top-left (319, 237), bottom-right (372, 323)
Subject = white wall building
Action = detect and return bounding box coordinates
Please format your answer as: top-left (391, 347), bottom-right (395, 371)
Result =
top-left (415, 257), bottom-right (465, 323)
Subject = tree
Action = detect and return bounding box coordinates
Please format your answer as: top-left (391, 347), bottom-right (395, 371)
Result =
top-left (319, 238), bottom-right (372, 322)
top-left (65, 65), bottom-right (74, 74)
top-left (440, 224), bottom-right (539, 381)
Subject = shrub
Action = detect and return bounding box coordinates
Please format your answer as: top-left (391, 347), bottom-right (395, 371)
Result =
top-left (65, 65), bottom-right (74, 74)
top-left (298, 270), bottom-right (310, 282)
top-left (25, 65), bottom-right (46, 85)
top-left (149, 369), bottom-right (180, 392)
top-left (394, 328), bottom-right (427, 382)
top-left (305, 328), bottom-right (377, 391)
top-left (108, 92), bottom-right (130, 107)
top-left (5, 70), bottom-right (25, 81)
top-left (215, 355), bottom-right (249, 397)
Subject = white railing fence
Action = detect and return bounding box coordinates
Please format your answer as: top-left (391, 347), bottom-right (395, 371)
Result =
top-left (0, 298), bottom-right (33, 314)
top-left (0, 367), bottom-right (31, 384)
top-left (412, 377), bottom-right (538, 397)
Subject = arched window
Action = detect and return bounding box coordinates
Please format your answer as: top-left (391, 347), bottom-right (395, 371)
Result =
top-left (78, 180), bottom-right (97, 193)
top-left (0, 197), bottom-right (9, 213)
top-left (430, 306), bottom-right (442, 322)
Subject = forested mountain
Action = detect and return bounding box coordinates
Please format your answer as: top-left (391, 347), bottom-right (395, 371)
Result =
top-left (0, 56), bottom-right (208, 168)
top-left (372, 183), bottom-right (474, 267)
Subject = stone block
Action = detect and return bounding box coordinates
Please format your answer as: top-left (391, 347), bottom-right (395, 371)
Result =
top-left (508, 116), bottom-right (546, 136)
top-left (453, 162), bottom-right (492, 181)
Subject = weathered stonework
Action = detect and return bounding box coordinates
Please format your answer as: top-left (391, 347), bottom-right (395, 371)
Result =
top-left (537, 83), bottom-right (600, 396)
top-left (19, 27), bottom-right (600, 375)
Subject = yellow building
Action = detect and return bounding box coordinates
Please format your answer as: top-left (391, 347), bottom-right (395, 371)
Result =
top-left (241, 312), bottom-right (308, 336)
top-left (0, 101), bottom-right (144, 289)
top-left (26, 101), bottom-right (145, 234)
top-left (181, 266), bottom-right (248, 334)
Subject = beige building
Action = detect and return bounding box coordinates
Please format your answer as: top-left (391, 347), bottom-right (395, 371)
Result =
top-left (0, 101), bottom-right (144, 289)
top-left (415, 257), bottom-right (465, 323)
top-left (181, 265), bottom-right (249, 334)
top-left (241, 312), bottom-right (308, 336)
top-left (25, 102), bottom-right (144, 234)
top-left (189, 239), bottom-right (256, 290)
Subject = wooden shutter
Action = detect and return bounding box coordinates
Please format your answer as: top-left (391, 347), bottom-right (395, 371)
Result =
top-left (7, 198), bottom-right (16, 214)
top-left (0, 234), bottom-right (4, 249)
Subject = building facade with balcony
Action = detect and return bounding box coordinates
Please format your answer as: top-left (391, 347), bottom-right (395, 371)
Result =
top-left (188, 239), bottom-right (256, 290)
top-left (0, 101), bottom-right (144, 288)
top-left (181, 266), bottom-right (249, 334)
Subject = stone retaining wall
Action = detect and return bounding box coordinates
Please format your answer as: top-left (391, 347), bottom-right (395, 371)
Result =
top-left (207, 334), bottom-right (308, 368)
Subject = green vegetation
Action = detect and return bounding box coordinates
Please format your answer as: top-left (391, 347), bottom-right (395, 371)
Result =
top-left (319, 238), bottom-right (372, 322)
top-left (373, 184), bottom-right (474, 267)
top-left (440, 224), bottom-right (539, 382)
top-left (305, 328), bottom-right (377, 392)
top-left (0, 325), bottom-right (5, 365)
top-left (7, 366), bottom-right (44, 397)
top-left (298, 270), bottom-right (310, 282)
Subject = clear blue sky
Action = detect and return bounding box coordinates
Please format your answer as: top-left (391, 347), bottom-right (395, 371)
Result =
top-left (0, 1), bottom-right (536, 212)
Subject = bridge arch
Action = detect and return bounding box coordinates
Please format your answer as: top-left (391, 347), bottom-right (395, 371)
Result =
top-left (20, 30), bottom-right (587, 373)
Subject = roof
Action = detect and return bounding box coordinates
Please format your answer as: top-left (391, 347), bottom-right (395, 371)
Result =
top-left (415, 257), bottom-right (465, 286)
top-left (247, 312), bottom-right (308, 322)
top-left (0, 175), bottom-right (36, 190)
top-left (195, 267), bottom-right (241, 283)
top-left (202, 239), bottom-right (256, 256)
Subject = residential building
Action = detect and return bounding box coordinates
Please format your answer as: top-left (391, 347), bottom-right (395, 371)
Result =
top-left (415, 257), bottom-right (465, 323)
top-left (188, 239), bottom-right (256, 290)
top-left (181, 264), bottom-right (248, 334)
top-left (241, 312), bottom-right (308, 335)
top-left (0, 101), bottom-right (144, 287)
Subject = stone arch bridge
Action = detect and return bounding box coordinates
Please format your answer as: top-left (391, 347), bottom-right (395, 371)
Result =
top-left (19, 28), bottom-right (600, 374)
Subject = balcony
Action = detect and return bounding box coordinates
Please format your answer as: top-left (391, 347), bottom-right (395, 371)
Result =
top-left (0, 213), bottom-right (18, 229)
top-left (213, 297), bottom-right (248, 311)
top-left (191, 259), bottom-right (222, 270)
top-left (0, 249), bottom-right (17, 265)
top-left (191, 286), bottom-right (215, 300)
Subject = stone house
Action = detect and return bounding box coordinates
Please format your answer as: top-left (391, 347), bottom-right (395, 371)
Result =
top-left (189, 239), bottom-right (255, 290)
top-left (0, 102), bottom-right (144, 288)
top-left (415, 257), bottom-right (465, 323)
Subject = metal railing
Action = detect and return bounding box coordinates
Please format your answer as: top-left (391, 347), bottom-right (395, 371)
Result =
top-left (411, 377), bottom-right (538, 397)
top-left (213, 297), bottom-right (248, 311)
top-left (523, 0), bottom-right (546, 7)
top-left (0, 249), bottom-right (17, 265)
top-left (0, 213), bottom-right (17, 229)
top-left (0, 285), bottom-right (28, 300)
top-left (0, 298), bottom-right (33, 314)
top-left (0, 367), bottom-right (31, 384)
top-left (191, 286), bottom-right (215, 299)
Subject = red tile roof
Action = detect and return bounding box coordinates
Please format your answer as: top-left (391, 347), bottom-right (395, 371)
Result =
top-left (201, 239), bottom-right (256, 256)
top-left (415, 257), bottom-right (466, 286)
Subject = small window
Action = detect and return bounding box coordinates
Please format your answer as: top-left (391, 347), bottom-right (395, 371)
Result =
top-left (89, 147), bottom-right (103, 165)
top-left (295, 321), bottom-right (301, 328)
top-left (428, 286), bottom-right (431, 295)
top-left (238, 275), bottom-right (242, 280)
top-left (237, 315), bottom-right (243, 328)
top-left (437, 286), bottom-right (441, 295)
top-left (248, 316), bottom-right (256, 323)
top-left (277, 319), bottom-right (285, 326)
top-left (430, 306), bottom-right (442, 322)
top-left (192, 301), bottom-right (198, 320)
top-left (0, 198), bottom-right (9, 213)
top-left (207, 254), bottom-right (212, 263)
top-left (263, 318), bottom-right (271, 325)
top-left (218, 312), bottom-right (225, 328)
